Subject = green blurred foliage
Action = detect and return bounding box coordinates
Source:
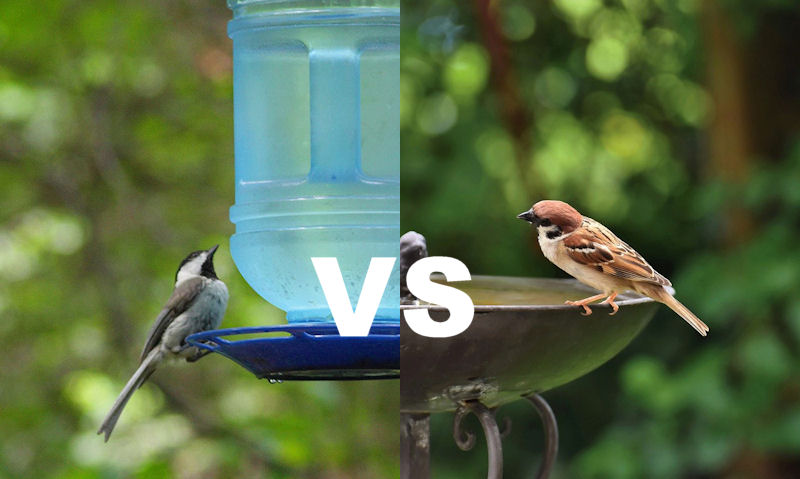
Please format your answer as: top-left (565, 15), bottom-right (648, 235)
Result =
top-left (403, 0), bottom-right (800, 477)
top-left (0, 0), bottom-right (397, 477)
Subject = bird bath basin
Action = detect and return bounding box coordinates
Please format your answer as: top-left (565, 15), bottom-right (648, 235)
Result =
top-left (401, 275), bottom-right (657, 413)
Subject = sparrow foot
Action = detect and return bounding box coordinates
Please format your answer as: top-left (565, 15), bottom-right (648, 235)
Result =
top-left (600, 293), bottom-right (619, 315)
top-left (565, 293), bottom-right (607, 316)
top-left (565, 300), bottom-right (593, 316)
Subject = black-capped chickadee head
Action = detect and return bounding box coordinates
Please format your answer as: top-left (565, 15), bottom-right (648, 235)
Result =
top-left (175, 244), bottom-right (220, 283)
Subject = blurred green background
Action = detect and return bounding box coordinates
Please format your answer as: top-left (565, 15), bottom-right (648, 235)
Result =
top-left (0, 0), bottom-right (398, 478)
top-left (402, 0), bottom-right (800, 478)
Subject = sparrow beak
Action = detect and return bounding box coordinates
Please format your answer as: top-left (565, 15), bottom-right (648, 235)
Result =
top-left (207, 244), bottom-right (219, 257)
top-left (517, 210), bottom-right (536, 223)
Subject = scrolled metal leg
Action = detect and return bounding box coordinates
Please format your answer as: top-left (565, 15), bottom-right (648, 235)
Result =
top-left (523, 393), bottom-right (559, 479)
top-left (401, 413), bottom-right (431, 479)
top-left (498, 415), bottom-right (512, 439)
top-left (453, 400), bottom-right (503, 479)
top-left (453, 406), bottom-right (476, 451)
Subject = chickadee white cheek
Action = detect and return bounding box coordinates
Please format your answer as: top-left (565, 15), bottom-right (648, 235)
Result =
top-left (176, 253), bottom-right (208, 284)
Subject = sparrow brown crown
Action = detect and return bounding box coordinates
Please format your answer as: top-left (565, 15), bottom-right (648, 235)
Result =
top-left (532, 200), bottom-right (582, 233)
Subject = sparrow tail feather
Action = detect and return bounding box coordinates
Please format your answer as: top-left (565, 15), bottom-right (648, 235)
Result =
top-left (638, 284), bottom-right (709, 337)
top-left (97, 348), bottom-right (163, 442)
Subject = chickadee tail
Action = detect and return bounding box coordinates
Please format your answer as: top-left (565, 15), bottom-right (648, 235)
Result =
top-left (97, 348), bottom-right (162, 442)
top-left (642, 284), bottom-right (709, 337)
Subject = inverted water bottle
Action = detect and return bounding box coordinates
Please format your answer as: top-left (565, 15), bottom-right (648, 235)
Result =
top-left (227, 0), bottom-right (400, 324)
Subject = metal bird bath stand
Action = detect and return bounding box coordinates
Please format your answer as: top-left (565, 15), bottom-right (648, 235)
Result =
top-left (400, 276), bottom-right (658, 478)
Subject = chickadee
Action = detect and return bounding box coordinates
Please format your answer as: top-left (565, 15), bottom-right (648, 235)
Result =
top-left (518, 200), bottom-right (709, 336)
top-left (97, 245), bottom-right (229, 441)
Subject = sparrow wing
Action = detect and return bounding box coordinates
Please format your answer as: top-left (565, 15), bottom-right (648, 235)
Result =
top-left (139, 276), bottom-right (205, 364)
top-left (563, 218), bottom-right (671, 287)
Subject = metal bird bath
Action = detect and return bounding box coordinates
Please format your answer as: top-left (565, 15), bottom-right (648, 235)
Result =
top-left (400, 275), bottom-right (658, 478)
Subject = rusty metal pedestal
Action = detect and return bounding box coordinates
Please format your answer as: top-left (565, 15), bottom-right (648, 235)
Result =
top-left (401, 393), bottom-right (557, 479)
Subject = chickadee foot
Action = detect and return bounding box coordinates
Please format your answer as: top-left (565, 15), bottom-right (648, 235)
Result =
top-left (176, 342), bottom-right (213, 362)
top-left (186, 349), bottom-right (212, 363)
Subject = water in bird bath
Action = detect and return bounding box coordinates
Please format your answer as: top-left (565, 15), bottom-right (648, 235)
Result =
top-left (428, 275), bottom-right (619, 307)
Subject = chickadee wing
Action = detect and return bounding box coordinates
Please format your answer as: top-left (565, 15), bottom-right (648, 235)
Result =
top-left (139, 276), bottom-right (205, 364)
top-left (564, 218), bottom-right (671, 287)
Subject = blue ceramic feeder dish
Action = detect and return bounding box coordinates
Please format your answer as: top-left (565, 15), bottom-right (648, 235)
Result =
top-left (187, 323), bottom-right (399, 380)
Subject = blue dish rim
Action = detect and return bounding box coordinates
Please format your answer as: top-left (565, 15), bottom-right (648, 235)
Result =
top-left (186, 322), bottom-right (400, 381)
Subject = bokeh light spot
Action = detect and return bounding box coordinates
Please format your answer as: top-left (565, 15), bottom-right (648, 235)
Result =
top-left (534, 67), bottom-right (577, 108)
top-left (416, 92), bottom-right (458, 135)
top-left (554, 0), bottom-right (603, 21)
top-left (501, 4), bottom-right (537, 41)
top-left (586, 36), bottom-right (628, 81)
top-left (444, 43), bottom-right (489, 101)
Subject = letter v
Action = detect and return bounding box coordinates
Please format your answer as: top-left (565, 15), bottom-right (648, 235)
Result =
top-left (311, 257), bottom-right (396, 336)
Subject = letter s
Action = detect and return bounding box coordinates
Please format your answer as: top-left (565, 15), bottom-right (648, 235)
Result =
top-left (403, 256), bottom-right (474, 338)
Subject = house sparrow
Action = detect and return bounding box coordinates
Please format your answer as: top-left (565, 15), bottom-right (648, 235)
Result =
top-left (517, 200), bottom-right (708, 336)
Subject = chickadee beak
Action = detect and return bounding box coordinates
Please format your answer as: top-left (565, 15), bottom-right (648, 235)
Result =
top-left (517, 210), bottom-right (536, 223)
top-left (207, 244), bottom-right (219, 257)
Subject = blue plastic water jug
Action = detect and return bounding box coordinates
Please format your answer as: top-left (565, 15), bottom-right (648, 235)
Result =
top-left (227, 0), bottom-right (399, 324)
